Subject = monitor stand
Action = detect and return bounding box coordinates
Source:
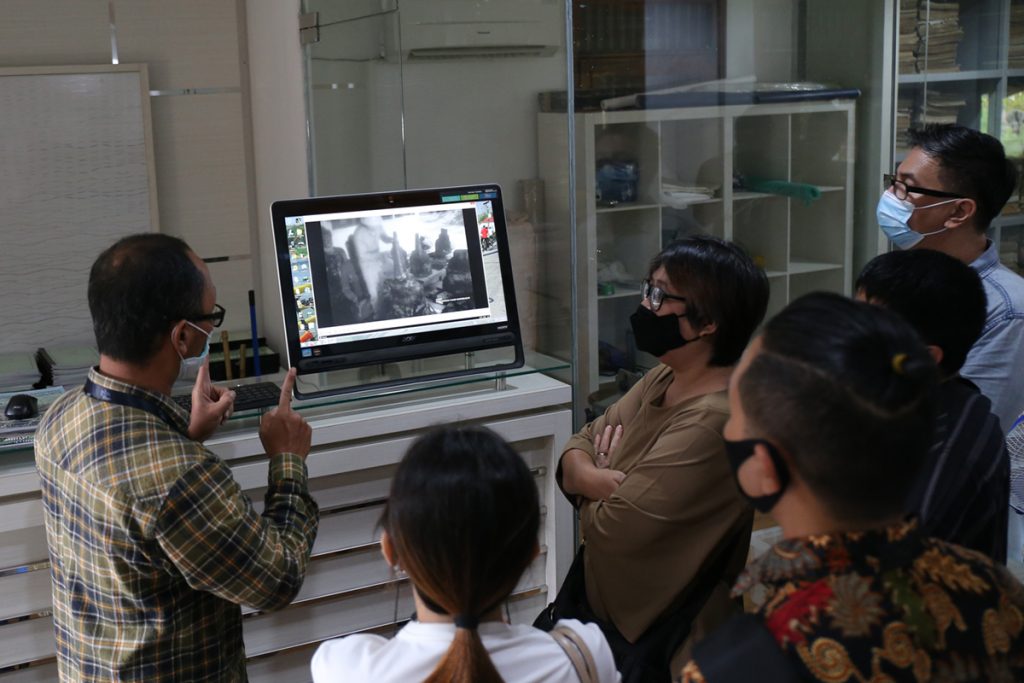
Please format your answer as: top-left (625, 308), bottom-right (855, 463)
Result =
top-left (297, 347), bottom-right (519, 402)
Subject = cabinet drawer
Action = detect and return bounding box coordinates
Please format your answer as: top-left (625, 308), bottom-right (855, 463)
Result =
top-left (0, 568), bottom-right (51, 622)
top-left (0, 614), bottom-right (54, 669)
top-left (242, 543), bottom-right (390, 617)
top-left (0, 527), bottom-right (49, 574)
top-left (0, 661), bottom-right (58, 683)
top-left (243, 550), bottom-right (549, 659)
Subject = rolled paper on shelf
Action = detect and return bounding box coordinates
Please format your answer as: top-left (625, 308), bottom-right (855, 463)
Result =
top-left (237, 343), bottom-right (247, 379)
top-left (221, 331), bottom-right (232, 381)
top-left (743, 177), bottom-right (822, 206)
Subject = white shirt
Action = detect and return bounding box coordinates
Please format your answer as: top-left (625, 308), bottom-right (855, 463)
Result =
top-left (311, 618), bottom-right (621, 683)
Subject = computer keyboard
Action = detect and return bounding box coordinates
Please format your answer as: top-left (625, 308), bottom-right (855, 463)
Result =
top-left (172, 381), bottom-right (281, 414)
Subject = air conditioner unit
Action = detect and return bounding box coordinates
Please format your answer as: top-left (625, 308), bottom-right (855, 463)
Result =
top-left (395, 0), bottom-right (562, 60)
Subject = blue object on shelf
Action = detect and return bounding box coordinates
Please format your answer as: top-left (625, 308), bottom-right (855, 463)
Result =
top-left (596, 160), bottom-right (639, 205)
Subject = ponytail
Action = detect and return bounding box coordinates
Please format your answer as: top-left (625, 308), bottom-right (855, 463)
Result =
top-left (425, 626), bottom-right (505, 683)
top-left (383, 426), bottom-right (540, 683)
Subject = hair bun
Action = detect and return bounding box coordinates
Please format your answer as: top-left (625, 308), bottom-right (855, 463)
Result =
top-left (891, 353), bottom-right (908, 375)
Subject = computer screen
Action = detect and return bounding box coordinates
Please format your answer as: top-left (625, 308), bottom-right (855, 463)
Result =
top-left (271, 184), bottom-right (523, 394)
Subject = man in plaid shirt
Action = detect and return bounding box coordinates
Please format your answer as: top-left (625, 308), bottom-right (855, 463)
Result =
top-left (35, 234), bottom-right (319, 681)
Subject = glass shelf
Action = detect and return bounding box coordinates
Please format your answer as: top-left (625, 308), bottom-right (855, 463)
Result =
top-left (0, 351), bottom-right (572, 463)
top-left (275, 349), bottom-right (569, 418)
top-left (788, 261), bottom-right (844, 274)
top-left (899, 70), bottom-right (1004, 84)
top-left (595, 203), bottom-right (660, 213)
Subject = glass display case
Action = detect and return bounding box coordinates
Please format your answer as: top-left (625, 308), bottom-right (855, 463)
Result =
top-left (299, 0), bottom-right (895, 418)
top-left (897, 0), bottom-right (1024, 271)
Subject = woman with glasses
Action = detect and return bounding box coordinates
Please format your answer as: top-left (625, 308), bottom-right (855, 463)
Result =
top-left (549, 235), bottom-right (769, 681)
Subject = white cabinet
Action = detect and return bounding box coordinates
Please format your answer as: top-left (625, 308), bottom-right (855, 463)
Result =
top-left (539, 101), bottom-right (855, 399)
top-left (0, 373), bottom-right (573, 683)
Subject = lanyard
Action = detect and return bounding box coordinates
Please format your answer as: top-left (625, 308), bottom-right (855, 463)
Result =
top-left (83, 378), bottom-right (186, 436)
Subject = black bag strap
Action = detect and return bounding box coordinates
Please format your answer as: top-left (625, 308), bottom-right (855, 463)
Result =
top-left (691, 613), bottom-right (800, 683)
top-left (609, 517), bottom-right (753, 683)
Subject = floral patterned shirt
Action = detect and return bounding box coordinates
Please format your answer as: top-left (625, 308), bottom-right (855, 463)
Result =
top-left (681, 521), bottom-right (1024, 682)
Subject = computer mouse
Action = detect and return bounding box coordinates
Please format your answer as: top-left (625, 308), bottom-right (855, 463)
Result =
top-left (4, 394), bottom-right (38, 420)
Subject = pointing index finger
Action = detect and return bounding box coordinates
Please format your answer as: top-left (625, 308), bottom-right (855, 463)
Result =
top-left (192, 359), bottom-right (212, 398)
top-left (278, 368), bottom-right (297, 410)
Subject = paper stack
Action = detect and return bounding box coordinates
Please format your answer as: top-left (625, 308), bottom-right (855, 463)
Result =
top-left (1011, 1), bottom-right (1024, 69)
top-left (661, 182), bottom-right (717, 209)
top-left (899, 3), bottom-right (919, 73)
top-left (921, 91), bottom-right (967, 124)
top-left (915, 1), bottom-right (963, 73)
top-left (895, 93), bottom-right (916, 154)
top-left (37, 346), bottom-right (99, 388)
top-left (0, 352), bottom-right (41, 393)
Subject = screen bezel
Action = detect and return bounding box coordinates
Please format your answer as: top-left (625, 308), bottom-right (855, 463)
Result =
top-left (271, 184), bottom-right (524, 397)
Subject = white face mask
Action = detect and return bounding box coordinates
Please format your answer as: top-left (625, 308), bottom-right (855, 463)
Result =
top-left (174, 320), bottom-right (211, 382)
top-left (876, 191), bottom-right (957, 250)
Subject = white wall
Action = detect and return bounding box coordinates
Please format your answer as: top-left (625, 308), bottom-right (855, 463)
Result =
top-left (726, 0), bottom-right (799, 81)
top-left (245, 0), bottom-right (310, 357)
top-left (397, 56), bottom-right (566, 205)
top-left (306, 11), bottom-right (567, 214)
top-left (0, 0), bottom-right (258, 345)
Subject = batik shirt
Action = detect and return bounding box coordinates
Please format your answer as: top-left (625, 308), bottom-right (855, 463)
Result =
top-left (681, 521), bottom-right (1024, 682)
top-left (35, 368), bottom-right (319, 682)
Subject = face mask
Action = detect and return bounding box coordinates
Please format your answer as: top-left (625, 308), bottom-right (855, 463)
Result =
top-left (723, 437), bottom-right (791, 513)
top-left (629, 305), bottom-right (698, 357)
top-left (174, 321), bottom-right (211, 382)
top-left (876, 191), bottom-right (955, 250)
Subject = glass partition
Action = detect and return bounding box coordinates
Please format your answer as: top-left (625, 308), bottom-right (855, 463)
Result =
top-left (556, 0), bottom-right (890, 413)
top-left (897, 0), bottom-right (1024, 271)
top-left (302, 0), bottom-right (891, 422)
top-left (302, 0), bottom-right (576, 409)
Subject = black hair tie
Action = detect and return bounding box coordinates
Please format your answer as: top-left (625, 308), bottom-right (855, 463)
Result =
top-left (453, 614), bottom-right (479, 630)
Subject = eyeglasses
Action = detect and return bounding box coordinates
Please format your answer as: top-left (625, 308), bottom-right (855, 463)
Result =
top-left (190, 303), bottom-right (225, 328)
top-left (641, 279), bottom-right (687, 312)
top-left (883, 173), bottom-right (964, 201)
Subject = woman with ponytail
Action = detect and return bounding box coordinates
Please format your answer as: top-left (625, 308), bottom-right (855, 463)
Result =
top-left (311, 426), bottom-right (620, 683)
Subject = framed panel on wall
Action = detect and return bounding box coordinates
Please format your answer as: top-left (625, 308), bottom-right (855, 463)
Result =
top-left (0, 64), bottom-right (158, 352)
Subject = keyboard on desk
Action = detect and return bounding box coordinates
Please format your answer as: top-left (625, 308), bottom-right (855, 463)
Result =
top-left (172, 381), bottom-right (281, 413)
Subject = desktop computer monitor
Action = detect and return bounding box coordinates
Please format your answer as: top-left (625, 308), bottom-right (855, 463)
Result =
top-left (271, 184), bottom-right (523, 396)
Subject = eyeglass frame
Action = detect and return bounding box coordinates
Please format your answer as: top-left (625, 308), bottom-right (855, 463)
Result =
top-left (883, 173), bottom-right (965, 201)
top-left (641, 279), bottom-right (688, 313)
top-left (189, 303), bottom-right (226, 328)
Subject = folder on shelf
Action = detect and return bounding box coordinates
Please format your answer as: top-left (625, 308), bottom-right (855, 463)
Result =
top-left (0, 352), bottom-right (41, 393)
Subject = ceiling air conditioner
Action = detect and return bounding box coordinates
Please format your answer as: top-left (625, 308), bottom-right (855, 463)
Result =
top-left (396, 0), bottom-right (562, 60)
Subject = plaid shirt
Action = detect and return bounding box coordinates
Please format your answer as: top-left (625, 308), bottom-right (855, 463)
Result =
top-left (34, 368), bottom-right (319, 682)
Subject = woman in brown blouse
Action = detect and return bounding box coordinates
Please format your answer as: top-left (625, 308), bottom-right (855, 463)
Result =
top-left (558, 235), bottom-right (769, 678)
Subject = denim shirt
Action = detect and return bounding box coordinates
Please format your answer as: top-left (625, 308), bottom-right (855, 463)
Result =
top-left (963, 240), bottom-right (1024, 433)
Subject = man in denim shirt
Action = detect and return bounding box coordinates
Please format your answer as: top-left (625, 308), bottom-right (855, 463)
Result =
top-left (879, 124), bottom-right (1024, 434)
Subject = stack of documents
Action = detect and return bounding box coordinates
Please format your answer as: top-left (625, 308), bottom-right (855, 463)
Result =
top-left (898, 4), bottom-right (918, 73)
top-left (921, 91), bottom-right (966, 124)
top-left (37, 346), bottom-right (98, 388)
top-left (0, 352), bottom-right (41, 392)
top-left (895, 93), bottom-right (915, 154)
top-left (914, 1), bottom-right (963, 73)
top-left (898, 1), bottom-right (963, 73)
top-left (1011, 2), bottom-right (1024, 69)
top-left (661, 183), bottom-right (717, 208)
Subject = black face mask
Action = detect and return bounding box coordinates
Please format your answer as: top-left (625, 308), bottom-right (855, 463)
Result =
top-left (723, 437), bottom-right (791, 513)
top-left (629, 305), bottom-right (698, 357)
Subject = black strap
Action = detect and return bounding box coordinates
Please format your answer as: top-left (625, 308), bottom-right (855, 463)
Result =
top-left (83, 378), bottom-right (186, 436)
top-left (691, 613), bottom-right (800, 683)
